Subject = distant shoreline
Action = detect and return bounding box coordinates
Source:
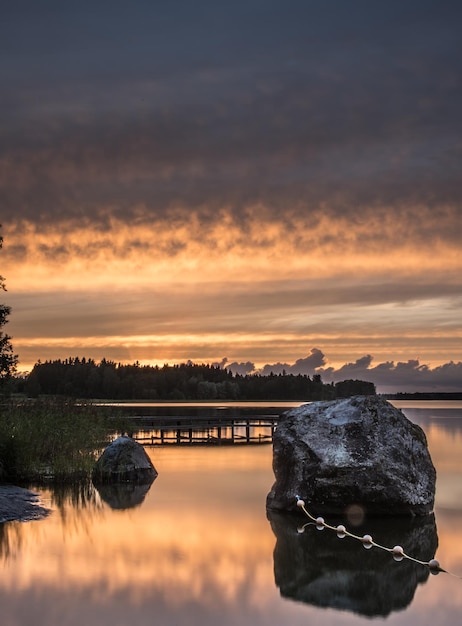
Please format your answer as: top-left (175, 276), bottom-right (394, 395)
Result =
top-left (382, 392), bottom-right (462, 401)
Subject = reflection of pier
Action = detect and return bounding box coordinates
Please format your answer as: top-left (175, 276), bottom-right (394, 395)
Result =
top-left (129, 415), bottom-right (278, 446)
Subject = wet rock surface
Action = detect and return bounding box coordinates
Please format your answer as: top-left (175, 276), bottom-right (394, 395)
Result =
top-left (0, 485), bottom-right (50, 523)
top-left (267, 395), bottom-right (436, 516)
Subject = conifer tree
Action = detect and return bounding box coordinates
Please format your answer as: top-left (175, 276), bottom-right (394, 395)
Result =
top-left (0, 226), bottom-right (18, 385)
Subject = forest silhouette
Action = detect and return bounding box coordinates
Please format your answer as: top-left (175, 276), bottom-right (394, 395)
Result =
top-left (22, 358), bottom-right (376, 401)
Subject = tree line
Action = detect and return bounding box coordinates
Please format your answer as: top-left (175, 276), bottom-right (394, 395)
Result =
top-left (1, 226), bottom-right (375, 402)
top-left (0, 226), bottom-right (18, 389)
top-left (19, 357), bottom-right (376, 401)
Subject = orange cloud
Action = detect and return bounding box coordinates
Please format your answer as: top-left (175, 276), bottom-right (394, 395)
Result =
top-left (3, 210), bottom-right (461, 291)
top-left (2, 202), bottom-right (461, 377)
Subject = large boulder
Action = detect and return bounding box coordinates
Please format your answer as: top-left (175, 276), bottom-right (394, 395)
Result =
top-left (266, 395), bottom-right (436, 516)
top-left (92, 436), bottom-right (158, 484)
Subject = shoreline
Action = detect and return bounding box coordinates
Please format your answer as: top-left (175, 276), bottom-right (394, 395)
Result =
top-left (0, 485), bottom-right (51, 523)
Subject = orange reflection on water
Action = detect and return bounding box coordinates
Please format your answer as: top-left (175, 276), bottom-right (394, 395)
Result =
top-left (410, 418), bottom-right (462, 575)
top-left (3, 420), bottom-right (462, 625)
top-left (1, 447), bottom-right (277, 610)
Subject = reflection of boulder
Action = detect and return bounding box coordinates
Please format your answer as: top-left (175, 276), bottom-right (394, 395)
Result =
top-left (268, 511), bottom-right (438, 618)
top-left (92, 436), bottom-right (158, 484)
top-left (94, 480), bottom-right (155, 510)
top-left (267, 396), bottom-right (436, 516)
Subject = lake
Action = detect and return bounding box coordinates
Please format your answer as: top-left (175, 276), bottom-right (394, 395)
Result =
top-left (1, 400), bottom-right (462, 625)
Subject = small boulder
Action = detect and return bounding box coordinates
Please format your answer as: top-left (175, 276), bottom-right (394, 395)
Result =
top-left (266, 395), bottom-right (436, 516)
top-left (92, 436), bottom-right (158, 484)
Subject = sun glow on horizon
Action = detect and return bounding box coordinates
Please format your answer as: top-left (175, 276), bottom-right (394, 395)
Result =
top-left (2, 212), bottom-right (461, 388)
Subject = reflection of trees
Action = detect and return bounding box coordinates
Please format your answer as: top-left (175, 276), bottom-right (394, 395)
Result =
top-left (46, 481), bottom-right (110, 540)
top-left (0, 482), bottom-right (105, 562)
top-left (0, 521), bottom-right (24, 561)
top-left (268, 511), bottom-right (438, 618)
top-left (0, 474), bottom-right (157, 563)
top-left (48, 480), bottom-right (104, 516)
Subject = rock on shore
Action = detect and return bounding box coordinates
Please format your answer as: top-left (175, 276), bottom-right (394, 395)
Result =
top-left (0, 485), bottom-right (51, 523)
top-left (266, 395), bottom-right (436, 516)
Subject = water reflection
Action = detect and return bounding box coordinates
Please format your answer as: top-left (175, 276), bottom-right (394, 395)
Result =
top-left (268, 511), bottom-right (438, 617)
top-left (0, 521), bottom-right (23, 561)
top-left (1, 404), bottom-right (462, 626)
top-left (0, 481), bottom-right (105, 565)
top-left (398, 406), bottom-right (462, 437)
top-left (49, 480), bottom-right (103, 513)
top-left (93, 479), bottom-right (156, 510)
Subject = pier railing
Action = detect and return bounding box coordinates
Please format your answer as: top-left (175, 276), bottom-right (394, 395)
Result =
top-left (125, 414), bottom-right (278, 446)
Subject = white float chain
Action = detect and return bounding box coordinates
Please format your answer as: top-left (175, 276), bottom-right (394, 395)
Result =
top-left (295, 496), bottom-right (450, 575)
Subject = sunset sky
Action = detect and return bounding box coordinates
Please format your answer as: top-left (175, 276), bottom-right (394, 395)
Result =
top-left (1, 1), bottom-right (461, 392)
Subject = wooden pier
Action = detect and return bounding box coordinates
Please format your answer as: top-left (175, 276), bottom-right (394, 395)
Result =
top-left (128, 414), bottom-right (278, 446)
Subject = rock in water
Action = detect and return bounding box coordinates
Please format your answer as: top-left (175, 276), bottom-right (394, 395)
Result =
top-left (92, 436), bottom-right (158, 484)
top-left (266, 396), bottom-right (436, 516)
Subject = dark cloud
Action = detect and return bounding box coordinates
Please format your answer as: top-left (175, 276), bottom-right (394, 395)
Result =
top-left (226, 361), bottom-right (256, 376)
top-left (330, 355), bottom-right (375, 374)
top-left (2, 1), bottom-right (461, 386)
top-left (228, 351), bottom-right (462, 393)
top-left (1, 0), bottom-right (462, 245)
top-left (290, 349), bottom-right (327, 374)
top-left (319, 357), bottom-right (462, 394)
top-left (258, 362), bottom-right (289, 376)
top-left (256, 348), bottom-right (327, 376)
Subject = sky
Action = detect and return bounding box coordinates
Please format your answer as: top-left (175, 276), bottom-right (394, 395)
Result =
top-left (1, 0), bottom-right (461, 393)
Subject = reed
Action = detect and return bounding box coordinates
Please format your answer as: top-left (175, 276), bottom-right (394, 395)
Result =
top-left (0, 398), bottom-right (126, 483)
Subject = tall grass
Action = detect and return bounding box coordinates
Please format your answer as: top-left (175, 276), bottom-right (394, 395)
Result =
top-left (0, 398), bottom-right (124, 483)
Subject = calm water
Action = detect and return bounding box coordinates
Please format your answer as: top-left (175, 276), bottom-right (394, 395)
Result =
top-left (2, 400), bottom-right (462, 625)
